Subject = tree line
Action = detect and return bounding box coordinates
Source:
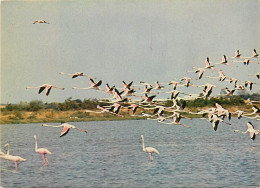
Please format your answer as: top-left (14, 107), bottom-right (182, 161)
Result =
top-left (2, 93), bottom-right (259, 112)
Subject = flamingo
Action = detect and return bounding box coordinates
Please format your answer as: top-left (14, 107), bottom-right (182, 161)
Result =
top-left (42, 123), bottom-right (87, 137)
top-left (32, 20), bottom-right (49, 24)
top-left (252, 49), bottom-right (259, 58)
top-left (249, 72), bottom-right (260, 79)
top-left (214, 55), bottom-right (231, 66)
top-left (0, 144), bottom-right (26, 169)
top-left (7, 155), bottom-right (27, 170)
top-left (206, 70), bottom-right (227, 81)
top-left (140, 135), bottom-right (159, 162)
top-left (142, 94), bottom-right (156, 103)
top-left (59, 72), bottom-right (96, 79)
top-left (34, 135), bottom-right (52, 166)
top-left (204, 57), bottom-right (215, 69)
top-left (231, 50), bottom-right (241, 59)
top-left (72, 79), bottom-right (102, 90)
top-left (245, 81), bottom-right (259, 91)
top-left (154, 81), bottom-right (164, 90)
top-left (234, 122), bottom-right (260, 140)
top-left (188, 68), bottom-right (205, 79)
top-left (128, 103), bottom-right (140, 114)
top-left (26, 84), bottom-right (65, 96)
top-left (168, 81), bottom-right (180, 90)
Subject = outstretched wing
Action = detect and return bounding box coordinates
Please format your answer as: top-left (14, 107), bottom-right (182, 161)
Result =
top-left (60, 126), bottom-right (70, 137)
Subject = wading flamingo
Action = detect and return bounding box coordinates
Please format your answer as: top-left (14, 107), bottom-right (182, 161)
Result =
top-left (140, 135), bottom-right (159, 162)
top-left (26, 84), bottom-right (64, 96)
top-left (0, 144), bottom-right (26, 169)
top-left (34, 135), bottom-right (51, 167)
top-left (42, 123), bottom-right (87, 137)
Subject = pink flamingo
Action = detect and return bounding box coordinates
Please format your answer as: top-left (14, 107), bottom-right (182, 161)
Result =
top-left (34, 135), bottom-right (52, 167)
top-left (252, 49), bottom-right (259, 58)
top-left (140, 135), bottom-right (159, 162)
top-left (72, 79), bottom-right (102, 90)
top-left (26, 84), bottom-right (64, 96)
top-left (234, 122), bottom-right (260, 140)
top-left (42, 123), bottom-right (87, 137)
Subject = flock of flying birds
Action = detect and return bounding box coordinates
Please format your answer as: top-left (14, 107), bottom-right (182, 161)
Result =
top-left (1, 20), bottom-right (260, 169)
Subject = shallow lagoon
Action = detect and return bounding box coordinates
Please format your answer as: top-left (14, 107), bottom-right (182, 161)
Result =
top-left (1, 118), bottom-right (259, 187)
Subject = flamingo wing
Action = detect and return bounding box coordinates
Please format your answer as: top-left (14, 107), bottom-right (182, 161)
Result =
top-left (46, 87), bottom-right (52, 96)
top-left (60, 126), bottom-right (70, 137)
top-left (38, 86), bottom-right (46, 94)
top-left (247, 122), bottom-right (254, 130)
top-left (249, 132), bottom-right (256, 140)
top-left (96, 80), bottom-right (102, 87)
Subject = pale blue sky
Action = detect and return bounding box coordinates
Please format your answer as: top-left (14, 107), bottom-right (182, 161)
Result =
top-left (1, 0), bottom-right (260, 104)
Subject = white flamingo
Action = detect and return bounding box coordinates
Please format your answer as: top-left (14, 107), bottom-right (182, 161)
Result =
top-left (26, 84), bottom-right (64, 96)
top-left (140, 135), bottom-right (159, 162)
top-left (32, 20), bottom-right (49, 24)
top-left (59, 72), bottom-right (96, 79)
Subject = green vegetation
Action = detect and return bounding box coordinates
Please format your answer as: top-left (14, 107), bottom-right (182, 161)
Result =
top-left (1, 94), bottom-right (259, 124)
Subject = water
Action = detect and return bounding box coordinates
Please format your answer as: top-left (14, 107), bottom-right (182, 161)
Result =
top-left (1, 118), bottom-right (259, 187)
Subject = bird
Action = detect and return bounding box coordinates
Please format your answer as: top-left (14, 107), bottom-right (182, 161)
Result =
top-left (32, 20), bottom-right (49, 24)
top-left (33, 135), bottom-right (52, 167)
top-left (42, 123), bottom-right (88, 137)
top-left (187, 68), bottom-right (205, 79)
top-left (7, 155), bottom-right (27, 170)
top-left (140, 135), bottom-right (159, 162)
top-left (59, 72), bottom-right (96, 79)
top-left (249, 72), bottom-right (260, 79)
top-left (231, 50), bottom-right (241, 59)
top-left (244, 81), bottom-right (259, 91)
top-left (72, 79), bottom-right (102, 90)
top-left (0, 144), bottom-right (26, 170)
top-left (26, 84), bottom-right (64, 96)
top-left (234, 122), bottom-right (260, 140)
top-left (214, 55), bottom-right (231, 66)
top-left (252, 49), bottom-right (259, 58)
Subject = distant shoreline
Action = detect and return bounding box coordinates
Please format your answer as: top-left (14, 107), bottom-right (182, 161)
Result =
top-left (0, 105), bottom-right (256, 124)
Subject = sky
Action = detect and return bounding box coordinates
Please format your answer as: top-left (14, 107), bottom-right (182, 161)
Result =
top-left (1, 0), bottom-right (260, 104)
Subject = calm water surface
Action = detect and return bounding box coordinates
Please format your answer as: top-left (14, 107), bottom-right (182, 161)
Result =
top-left (1, 118), bottom-right (259, 187)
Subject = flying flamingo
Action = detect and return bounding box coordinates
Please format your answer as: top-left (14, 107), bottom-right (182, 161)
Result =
top-left (42, 123), bottom-right (87, 137)
top-left (32, 20), bottom-right (50, 24)
top-left (59, 72), bottom-right (96, 79)
top-left (234, 122), bottom-right (260, 140)
top-left (231, 50), bottom-right (241, 59)
top-left (187, 68), bottom-right (205, 79)
top-left (249, 72), bottom-right (260, 79)
top-left (140, 135), bottom-right (159, 162)
top-left (26, 84), bottom-right (65, 96)
top-left (214, 55), bottom-right (231, 66)
top-left (245, 81), bottom-right (259, 91)
top-left (72, 79), bottom-right (102, 90)
top-left (206, 70), bottom-right (227, 81)
top-left (252, 49), bottom-right (259, 58)
top-left (34, 135), bottom-right (52, 167)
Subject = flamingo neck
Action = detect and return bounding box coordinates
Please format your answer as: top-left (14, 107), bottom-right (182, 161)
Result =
top-left (142, 138), bottom-right (145, 152)
top-left (6, 144), bottom-right (10, 155)
top-left (34, 138), bottom-right (38, 152)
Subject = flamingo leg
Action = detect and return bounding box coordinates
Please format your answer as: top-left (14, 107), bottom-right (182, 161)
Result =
top-left (6, 160), bottom-right (10, 167)
top-left (149, 153), bottom-right (153, 162)
top-left (15, 162), bottom-right (18, 170)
